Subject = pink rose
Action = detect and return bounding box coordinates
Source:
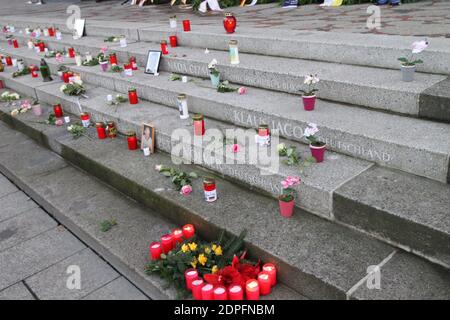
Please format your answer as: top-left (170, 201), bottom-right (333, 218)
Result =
top-left (55, 119), bottom-right (64, 126)
top-left (238, 87), bottom-right (247, 95)
top-left (180, 185), bottom-right (192, 196)
top-left (281, 180), bottom-right (289, 189)
top-left (101, 46), bottom-right (108, 54)
top-left (231, 144), bottom-right (240, 153)
top-left (154, 165), bottom-right (162, 172)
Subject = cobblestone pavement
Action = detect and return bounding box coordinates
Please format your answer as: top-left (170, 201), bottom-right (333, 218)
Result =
top-left (0, 174), bottom-right (148, 300)
top-left (0, 0), bottom-right (449, 38)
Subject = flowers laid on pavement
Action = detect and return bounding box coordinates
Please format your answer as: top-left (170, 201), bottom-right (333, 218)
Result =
top-left (103, 35), bottom-right (124, 42)
top-left (217, 80), bottom-right (238, 93)
top-left (180, 184), bottom-right (193, 196)
top-left (12, 68), bottom-right (30, 78)
top-left (1, 91), bottom-right (20, 103)
top-left (60, 79), bottom-right (86, 96)
top-left (67, 124), bottom-right (87, 139)
top-left (155, 164), bottom-right (198, 192)
top-left (10, 100), bottom-right (32, 116)
top-left (109, 64), bottom-right (123, 73)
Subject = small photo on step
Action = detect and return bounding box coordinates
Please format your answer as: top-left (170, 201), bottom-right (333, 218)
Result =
top-left (141, 123), bottom-right (155, 156)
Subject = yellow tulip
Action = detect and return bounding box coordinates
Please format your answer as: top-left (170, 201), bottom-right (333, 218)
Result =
top-left (211, 265), bottom-right (219, 274)
top-left (214, 246), bottom-right (223, 256)
top-left (188, 242), bottom-right (198, 251)
top-left (198, 254), bottom-right (208, 266)
top-left (181, 244), bottom-right (190, 253)
top-left (204, 247), bottom-right (211, 254)
top-left (191, 257), bottom-right (198, 268)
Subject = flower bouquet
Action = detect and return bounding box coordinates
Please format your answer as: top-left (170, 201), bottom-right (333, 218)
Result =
top-left (60, 79), bottom-right (86, 96)
top-left (398, 40), bottom-right (428, 82)
top-left (304, 123), bottom-right (326, 163)
top-left (299, 74), bottom-right (319, 111)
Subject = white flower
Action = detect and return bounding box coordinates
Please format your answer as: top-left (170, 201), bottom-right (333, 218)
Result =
top-left (277, 143), bottom-right (286, 153)
top-left (11, 93), bottom-right (20, 100)
top-left (1, 91), bottom-right (9, 98)
top-left (308, 123), bottom-right (318, 129)
top-left (311, 75), bottom-right (320, 84)
top-left (155, 165), bottom-right (162, 172)
top-left (72, 78), bottom-right (83, 86)
top-left (60, 85), bottom-right (67, 92)
top-left (204, 48), bottom-right (210, 54)
top-left (10, 109), bottom-right (19, 116)
top-left (208, 59), bottom-right (218, 69)
top-left (19, 108), bottom-right (28, 114)
top-left (304, 75), bottom-right (313, 85)
top-left (412, 40), bottom-right (428, 54)
top-left (304, 124), bottom-right (319, 137)
top-left (67, 125), bottom-right (73, 132)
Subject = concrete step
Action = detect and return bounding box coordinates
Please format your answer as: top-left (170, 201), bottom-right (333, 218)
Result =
top-left (2, 93), bottom-right (449, 300)
top-left (2, 45), bottom-right (450, 184)
top-left (0, 116), bottom-right (304, 300)
top-left (0, 69), bottom-right (372, 219)
top-left (2, 16), bottom-right (450, 75)
top-left (2, 67), bottom-right (450, 269)
top-left (4, 32), bottom-right (450, 124)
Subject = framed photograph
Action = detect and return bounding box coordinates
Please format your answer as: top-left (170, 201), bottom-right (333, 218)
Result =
top-left (141, 123), bottom-right (155, 154)
top-left (144, 50), bottom-right (162, 75)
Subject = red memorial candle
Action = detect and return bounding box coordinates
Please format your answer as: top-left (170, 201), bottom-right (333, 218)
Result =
top-left (169, 35), bottom-right (177, 48)
top-left (149, 242), bottom-right (162, 260)
top-left (172, 228), bottom-right (183, 245)
top-left (96, 122), bottom-right (106, 139)
top-left (68, 47), bottom-right (75, 58)
top-left (182, 224), bottom-right (195, 239)
top-left (62, 71), bottom-right (71, 83)
top-left (228, 284), bottom-right (244, 300)
top-left (127, 132), bottom-right (138, 151)
top-left (201, 284), bottom-right (214, 300)
top-left (48, 27), bottom-right (55, 37)
top-left (128, 89), bottom-right (138, 104)
top-left (38, 42), bottom-right (45, 52)
top-left (223, 13), bottom-right (237, 34)
top-left (13, 39), bottom-right (18, 48)
top-left (160, 234), bottom-right (173, 254)
top-left (109, 53), bottom-right (118, 65)
top-left (184, 269), bottom-right (198, 291)
top-left (262, 263), bottom-right (277, 286)
top-left (203, 177), bottom-right (217, 202)
top-left (5, 56), bottom-right (12, 66)
top-left (258, 272), bottom-right (271, 296)
top-left (160, 40), bottom-right (168, 55)
top-left (129, 56), bottom-right (138, 70)
top-left (80, 112), bottom-right (90, 128)
top-left (107, 121), bottom-right (117, 138)
top-left (213, 286), bottom-right (228, 300)
top-left (193, 114), bottom-right (205, 136)
top-left (31, 67), bottom-right (38, 78)
top-left (191, 279), bottom-right (204, 300)
top-left (245, 279), bottom-right (260, 300)
top-left (53, 104), bottom-right (63, 118)
top-left (182, 20), bottom-right (191, 32)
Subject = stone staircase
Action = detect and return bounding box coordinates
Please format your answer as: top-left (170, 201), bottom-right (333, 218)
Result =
top-left (0, 16), bottom-right (449, 299)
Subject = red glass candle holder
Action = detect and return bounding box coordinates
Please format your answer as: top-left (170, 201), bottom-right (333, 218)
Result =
top-left (169, 35), bottom-right (177, 48)
top-left (161, 234), bottom-right (174, 254)
top-left (5, 56), bottom-right (12, 66)
top-left (48, 27), bottom-right (55, 37)
top-left (127, 132), bottom-right (138, 151)
top-left (38, 42), bottom-right (45, 52)
top-left (149, 242), bottom-right (162, 260)
top-left (223, 13), bottom-right (237, 34)
top-left (182, 224), bottom-right (195, 239)
top-left (228, 284), bottom-right (244, 300)
top-left (182, 20), bottom-right (191, 32)
top-left (160, 41), bottom-right (168, 55)
top-left (109, 53), bottom-right (117, 65)
top-left (128, 89), bottom-right (138, 104)
top-left (262, 263), bottom-right (277, 286)
top-left (172, 228), bottom-right (183, 245)
top-left (129, 56), bottom-right (138, 70)
top-left (80, 112), bottom-right (90, 128)
top-left (203, 177), bottom-right (217, 202)
top-left (193, 114), bottom-right (205, 136)
top-left (53, 104), bottom-right (63, 118)
top-left (201, 284), bottom-right (214, 300)
top-left (31, 68), bottom-right (38, 78)
top-left (191, 279), bottom-right (204, 300)
top-left (213, 286), bottom-right (228, 300)
top-left (245, 279), bottom-right (260, 300)
top-left (68, 47), bottom-right (75, 58)
top-left (107, 121), bottom-right (117, 138)
top-left (184, 269), bottom-right (198, 291)
top-left (62, 72), bottom-right (71, 83)
top-left (258, 272), bottom-right (271, 296)
top-left (13, 39), bottom-right (18, 48)
top-left (258, 124), bottom-right (270, 136)
top-left (96, 122), bottom-right (106, 139)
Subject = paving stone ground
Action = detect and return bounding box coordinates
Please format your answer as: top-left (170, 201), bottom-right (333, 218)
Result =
top-left (0, 174), bottom-right (148, 300)
top-left (0, 0), bottom-right (449, 38)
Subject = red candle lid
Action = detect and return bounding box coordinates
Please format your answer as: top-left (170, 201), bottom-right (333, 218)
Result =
top-left (229, 285), bottom-right (242, 293)
top-left (192, 279), bottom-right (203, 286)
top-left (258, 273), bottom-right (269, 281)
top-left (150, 242), bottom-right (161, 249)
top-left (202, 284), bottom-right (213, 291)
top-left (214, 287), bottom-right (226, 294)
top-left (161, 234), bottom-right (173, 241)
top-left (186, 270), bottom-right (198, 277)
top-left (246, 280), bottom-right (259, 290)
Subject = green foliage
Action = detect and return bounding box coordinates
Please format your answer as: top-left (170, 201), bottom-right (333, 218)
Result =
top-left (82, 57), bottom-right (99, 66)
top-left (109, 65), bottom-right (123, 73)
top-left (45, 113), bottom-right (56, 125)
top-left (169, 73), bottom-right (182, 81)
top-left (158, 166), bottom-right (198, 191)
top-left (398, 57), bottom-right (423, 66)
top-left (12, 68), bottom-right (30, 78)
top-left (61, 83), bottom-right (86, 96)
top-left (67, 124), bottom-right (86, 139)
top-left (217, 81), bottom-right (237, 93)
top-left (100, 219), bottom-right (117, 232)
